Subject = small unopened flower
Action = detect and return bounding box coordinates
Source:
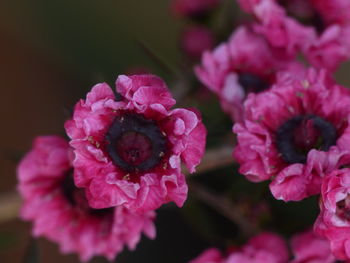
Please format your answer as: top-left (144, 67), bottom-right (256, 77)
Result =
top-left (181, 25), bottom-right (215, 59)
top-left (65, 74), bottom-right (206, 212)
top-left (195, 25), bottom-right (304, 122)
top-left (171, 0), bottom-right (220, 18)
top-left (237, 0), bottom-right (350, 71)
top-left (17, 136), bottom-right (156, 262)
top-left (233, 69), bottom-right (350, 201)
top-left (290, 229), bottom-right (336, 263)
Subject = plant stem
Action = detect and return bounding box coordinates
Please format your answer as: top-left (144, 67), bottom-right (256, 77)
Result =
top-left (189, 181), bottom-right (259, 238)
top-left (0, 191), bottom-right (21, 223)
top-left (184, 145), bottom-right (234, 176)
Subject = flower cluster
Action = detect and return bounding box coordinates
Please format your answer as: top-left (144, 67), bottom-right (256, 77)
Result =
top-left (192, 0), bottom-right (350, 261)
top-left (17, 75), bottom-right (206, 261)
top-left (230, 66), bottom-right (350, 260)
top-left (190, 230), bottom-right (337, 263)
top-left (237, 0), bottom-right (350, 71)
top-left (16, 0), bottom-right (350, 262)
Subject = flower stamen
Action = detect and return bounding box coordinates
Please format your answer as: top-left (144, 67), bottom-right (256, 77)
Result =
top-left (276, 114), bottom-right (337, 164)
top-left (105, 113), bottom-right (167, 173)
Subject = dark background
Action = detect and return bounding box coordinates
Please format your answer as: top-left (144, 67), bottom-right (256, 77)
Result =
top-left (1, 1), bottom-right (350, 262)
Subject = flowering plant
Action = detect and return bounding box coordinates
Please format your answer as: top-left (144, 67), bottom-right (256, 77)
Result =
top-left (11, 0), bottom-right (350, 262)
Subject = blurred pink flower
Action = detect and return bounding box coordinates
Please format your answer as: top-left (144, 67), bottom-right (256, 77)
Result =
top-left (236, 0), bottom-right (350, 71)
top-left (305, 25), bottom-right (350, 72)
top-left (171, 0), bottom-right (220, 18)
top-left (226, 232), bottom-right (289, 263)
top-left (17, 136), bottom-right (156, 262)
top-left (189, 248), bottom-right (224, 263)
top-left (65, 74), bottom-right (206, 212)
top-left (181, 25), bottom-right (215, 59)
top-left (233, 69), bottom-right (350, 201)
top-left (290, 229), bottom-right (336, 263)
top-left (195, 25), bottom-right (304, 122)
top-left (189, 232), bottom-right (288, 263)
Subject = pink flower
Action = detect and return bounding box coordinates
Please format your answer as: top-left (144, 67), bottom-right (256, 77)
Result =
top-left (171, 0), bottom-right (220, 17)
top-left (314, 168), bottom-right (350, 260)
top-left (290, 229), bottom-right (336, 263)
top-left (65, 74), bottom-right (206, 211)
top-left (17, 136), bottom-right (156, 262)
top-left (226, 232), bottom-right (289, 263)
top-left (309, 0), bottom-right (350, 25)
top-left (251, 0), bottom-right (316, 55)
top-left (237, 0), bottom-right (350, 71)
top-left (305, 25), bottom-right (350, 72)
top-left (189, 233), bottom-right (288, 263)
top-left (181, 25), bottom-right (215, 59)
top-left (237, 0), bottom-right (262, 13)
top-left (190, 230), bottom-right (342, 263)
top-left (233, 69), bottom-right (350, 201)
top-left (189, 248), bottom-right (224, 263)
top-left (195, 25), bottom-right (304, 122)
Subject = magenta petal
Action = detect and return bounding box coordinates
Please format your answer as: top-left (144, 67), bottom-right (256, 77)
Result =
top-left (86, 83), bottom-right (115, 106)
top-left (270, 164), bottom-right (309, 201)
top-left (181, 122), bottom-right (207, 173)
top-left (132, 85), bottom-right (176, 110)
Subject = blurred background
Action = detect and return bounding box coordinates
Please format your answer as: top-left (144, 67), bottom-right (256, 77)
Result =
top-left (1, 1), bottom-right (350, 263)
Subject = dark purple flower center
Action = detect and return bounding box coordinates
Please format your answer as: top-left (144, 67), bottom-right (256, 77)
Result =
top-left (336, 196), bottom-right (350, 222)
top-left (105, 113), bottom-right (166, 173)
top-left (188, 10), bottom-right (211, 21)
top-left (277, 0), bottom-right (325, 34)
top-left (276, 114), bottom-right (337, 164)
top-left (238, 73), bottom-right (270, 94)
top-left (61, 171), bottom-right (113, 217)
top-left (116, 131), bottom-right (153, 166)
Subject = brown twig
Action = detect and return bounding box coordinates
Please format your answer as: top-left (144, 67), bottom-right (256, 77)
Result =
top-left (185, 145), bottom-right (234, 176)
top-left (186, 145), bottom-right (259, 238)
top-left (189, 182), bottom-right (259, 238)
top-left (0, 145), bottom-right (234, 224)
top-left (0, 191), bottom-right (21, 224)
